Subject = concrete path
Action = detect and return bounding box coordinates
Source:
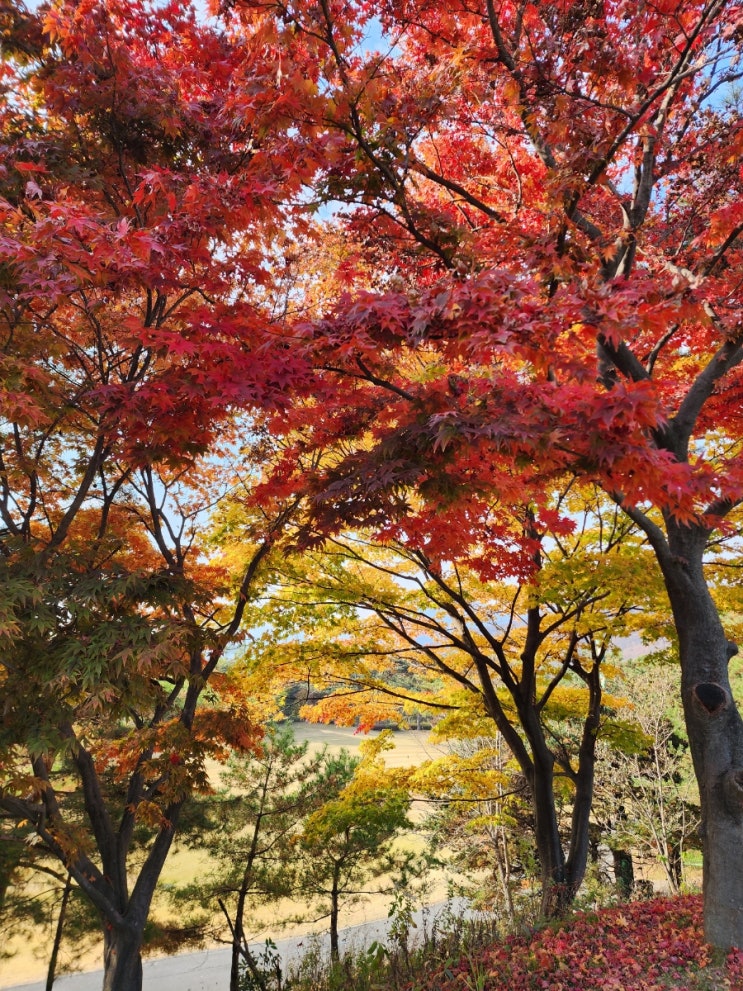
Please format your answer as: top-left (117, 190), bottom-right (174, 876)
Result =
top-left (3, 902), bottom-right (460, 991)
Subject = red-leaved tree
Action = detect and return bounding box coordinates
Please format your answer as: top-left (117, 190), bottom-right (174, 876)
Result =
top-left (228, 0), bottom-right (743, 948)
top-left (0, 3), bottom-right (322, 988)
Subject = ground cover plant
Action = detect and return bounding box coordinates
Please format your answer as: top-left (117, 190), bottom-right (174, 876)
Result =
top-left (436, 896), bottom-right (743, 991)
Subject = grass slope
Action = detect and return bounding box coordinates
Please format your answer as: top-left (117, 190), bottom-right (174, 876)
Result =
top-left (422, 896), bottom-right (743, 991)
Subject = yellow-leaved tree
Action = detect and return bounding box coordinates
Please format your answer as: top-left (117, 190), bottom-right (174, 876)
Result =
top-left (236, 486), bottom-right (667, 917)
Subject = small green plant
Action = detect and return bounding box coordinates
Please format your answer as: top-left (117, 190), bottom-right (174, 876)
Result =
top-left (238, 939), bottom-right (284, 991)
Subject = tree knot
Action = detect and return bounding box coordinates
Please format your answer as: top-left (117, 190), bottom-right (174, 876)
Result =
top-left (692, 683), bottom-right (728, 716)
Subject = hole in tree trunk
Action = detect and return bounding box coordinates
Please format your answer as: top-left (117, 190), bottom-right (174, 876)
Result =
top-left (693, 682), bottom-right (728, 715)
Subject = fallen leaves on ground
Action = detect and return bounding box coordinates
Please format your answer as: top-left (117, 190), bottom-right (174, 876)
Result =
top-left (426, 895), bottom-right (743, 991)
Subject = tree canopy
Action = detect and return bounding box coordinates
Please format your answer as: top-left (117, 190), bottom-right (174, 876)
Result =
top-left (2, 1), bottom-right (743, 979)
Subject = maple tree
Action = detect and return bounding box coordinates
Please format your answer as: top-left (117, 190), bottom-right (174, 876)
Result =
top-left (0, 3), bottom-right (322, 989)
top-left (226, 0), bottom-right (743, 948)
top-left (239, 493), bottom-right (657, 917)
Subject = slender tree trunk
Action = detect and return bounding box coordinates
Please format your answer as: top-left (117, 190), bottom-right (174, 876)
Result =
top-left (492, 825), bottom-right (515, 924)
top-left (668, 837), bottom-right (684, 893)
top-left (46, 873), bottom-right (72, 991)
top-left (492, 737), bottom-right (516, 924)
top-left (230, 899), bottom-right (245, 991)
top-left (662, 522), bottom-right (743, 948)
top-left (230, 798), bottom-right (266, 991)
top-left (329, 865), bottom-right (341, 962)
top-left (102, 922), bottom-right (143, 991)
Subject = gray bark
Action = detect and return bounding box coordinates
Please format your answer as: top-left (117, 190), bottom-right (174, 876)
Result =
top-left (661, 521), bottom-right (743, 948)
top-left (101, 924), bottom-right (143, 991)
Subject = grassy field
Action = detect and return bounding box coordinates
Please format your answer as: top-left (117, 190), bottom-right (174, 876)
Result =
top-left (0, 725), bottom-right (443, 988)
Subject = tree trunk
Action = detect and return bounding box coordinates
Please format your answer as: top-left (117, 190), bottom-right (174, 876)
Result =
top-left (612, 850), bottom-right (634, 899)
top-left (230, 907), bottom-right (244, 991)
top-left (493, 627), bottom-right (598, 920)
top-left (529, 755), bottom-right (573, 918)
top-left (491, 824), bottom-right (515, 924)
top-left (662, 523), bottom-right (743, 948)
top-left (230, 805), bottom-right (265, 991)
top-left (525, 714), bottom-right (594, 919)
top-left (102, 923), bottom-right (143, 991)
top-left (668, 836), bottom-right (683, 894)
top-left (563, 665), bottom-right (602, 905)
top-left (46, 873), bottom-right (72, 991)
top-left (329, 865), bottom-right (341, 962)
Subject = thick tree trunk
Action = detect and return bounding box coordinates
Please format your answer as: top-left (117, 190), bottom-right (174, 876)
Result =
top-left (102, 923), bottom-right (143, 991)
top-left (663, 523), bottom-right (743, 948)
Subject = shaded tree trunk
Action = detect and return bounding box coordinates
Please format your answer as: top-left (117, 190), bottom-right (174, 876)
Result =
top-left (46, 873), bottom-right (73, 991)
top-left (529, 755), bottom-right (594, 918)
top-left (529, 756), bottom-right (572, 917)
top-left (481, 693), bottom-right (595, 919)
top-left (612, 850), bottom-right (634, 899)
top-left (515, 656), bottom-right (601, 919)
top-left (229, 815), bottom-right (262, 991)
top-left (667, 837), bottom-right (684, 894)
top-left (662, 522), bottom-right (743, 948)
top-left (102, 923), bottom-right (143, 991)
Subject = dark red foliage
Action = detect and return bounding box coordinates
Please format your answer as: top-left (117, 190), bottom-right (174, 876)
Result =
top-left (423, 896), bottom-right (743, 991)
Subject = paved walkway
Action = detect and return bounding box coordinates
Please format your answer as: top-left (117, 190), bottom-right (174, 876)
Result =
top-left (3, 902), bottom-right (461, 991)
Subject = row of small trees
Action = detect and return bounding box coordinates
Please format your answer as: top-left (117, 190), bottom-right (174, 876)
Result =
top-left (2, 728), bottom-right (413, 990)
top-left (3, 662), bottom-right (699, 991)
